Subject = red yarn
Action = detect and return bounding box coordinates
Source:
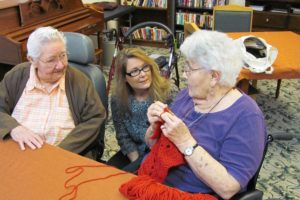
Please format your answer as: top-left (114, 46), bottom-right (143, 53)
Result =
top-left (120, 175), bottom-right (217, 200)
top-left (119, 108), bottom-right (217, 200)
top-left (59, 164), bottom-right (127, 200)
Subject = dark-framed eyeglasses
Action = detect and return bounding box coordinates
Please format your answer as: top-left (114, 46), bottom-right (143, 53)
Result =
top-left (125, 64), bottom-right (151, 77)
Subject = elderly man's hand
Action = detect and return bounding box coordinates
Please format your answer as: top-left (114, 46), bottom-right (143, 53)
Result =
top-left (10, 126), bottom-right (44, 150)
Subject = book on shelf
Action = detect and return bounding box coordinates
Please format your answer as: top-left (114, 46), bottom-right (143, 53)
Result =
top-left (120, 26), bottom-right (167, 41)
top-left (176, 0), bottom-right (225, 8)
top-left (175, 30), bottom-right (185, 47)
top-left (130, 0), bottom-right (168, 8)
top-left (176, 12), bottom-right (212, 29)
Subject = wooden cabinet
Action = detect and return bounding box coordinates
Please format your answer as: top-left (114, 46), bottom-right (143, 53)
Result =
top-left (253, 11), bottom-right (288, 29)
top-left (247, 0), bottom-right (300, 33)
top-left (288, 14), bottom-right (300, 31)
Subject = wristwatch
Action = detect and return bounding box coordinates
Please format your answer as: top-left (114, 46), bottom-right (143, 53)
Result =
top-left (183, 143), bottom-right (199, 156)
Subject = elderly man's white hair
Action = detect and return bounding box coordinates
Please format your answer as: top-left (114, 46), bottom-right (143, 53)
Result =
top-left (27, 26), bottom-right (66, 60)
top-left (180, 30), bottom-right (243, 87)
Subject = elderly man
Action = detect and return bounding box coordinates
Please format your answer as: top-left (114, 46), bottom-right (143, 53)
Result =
top-left (0, 27), bottom-right (106, 158)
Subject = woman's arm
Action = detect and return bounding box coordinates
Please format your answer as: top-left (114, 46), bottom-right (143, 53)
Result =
top-left (176, 137), bottom-right (240, 199)
top-left (160, 110), bottom-right (265, 199)
top-left (159, 111), bottom-right (241, 199)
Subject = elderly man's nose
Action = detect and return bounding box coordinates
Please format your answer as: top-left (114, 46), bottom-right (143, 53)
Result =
top-left (56, 59), bottom-right (65, 69)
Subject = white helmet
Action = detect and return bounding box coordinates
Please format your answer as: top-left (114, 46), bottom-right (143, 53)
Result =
top-left (235, 36), bottom-right (278, 74)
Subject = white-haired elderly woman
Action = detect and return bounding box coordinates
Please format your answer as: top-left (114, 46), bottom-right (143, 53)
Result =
top-left (0, 26), bottom-right (106, 159)
top-left (146, 30), bottom-right (267, 199)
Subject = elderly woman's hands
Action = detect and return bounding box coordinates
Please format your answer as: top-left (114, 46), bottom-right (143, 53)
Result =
top-left (147, 101), bottom-right (166, 125)
top-left (10, 125), bottom-right (44, 150)
top-left (160, 111), bottom-right (194, 148)
top-left (147, 101), bottom-right (194, 149)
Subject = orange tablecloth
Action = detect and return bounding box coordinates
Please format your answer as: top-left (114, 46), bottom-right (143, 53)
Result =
top-left (0, 140), bottom-right (134, 200)
top-left (228, 31), bottom-right (300, 81)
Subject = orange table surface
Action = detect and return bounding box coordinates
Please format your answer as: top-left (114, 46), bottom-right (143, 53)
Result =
top-left (228, 31), bottom-right (300, 81)
top-left (0, 140), bottom-right (134, 200)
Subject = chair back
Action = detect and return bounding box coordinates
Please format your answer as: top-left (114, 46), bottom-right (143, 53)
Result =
top-left (184, 22), bottom-right (200, 39)
top-left (64, 32), bottom-right (108, 160)
top-left (213, 5), bottom-right (253, 32)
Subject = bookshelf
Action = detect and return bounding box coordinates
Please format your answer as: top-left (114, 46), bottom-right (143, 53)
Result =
top-left (246, 0), bottom-right (300, 33)
top-left (119, 0), bottom-right (175, 47)
top-left (174, 0), bottom-right (226, 46)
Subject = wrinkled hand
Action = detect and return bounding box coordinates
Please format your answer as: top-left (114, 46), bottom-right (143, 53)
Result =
top-left (160, 111), bottom-right (194, 147)
top-left (10, 126), bottom-right (44, 150)
top-left (147, 101), bottom-right (194, 147)
top-left (147, 101), bottom-right (168, 125)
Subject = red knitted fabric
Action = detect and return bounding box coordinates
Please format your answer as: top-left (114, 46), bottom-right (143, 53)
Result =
top-left (119, 108), bottom-right (217, 200)
top-left (138, 107), bottom-right (186, 182)
top-left (119, 175), bottom-right (217, 200)
top-left (138, 123), bottom-right (186, 182)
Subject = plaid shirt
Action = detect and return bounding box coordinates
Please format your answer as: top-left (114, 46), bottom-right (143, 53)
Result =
top-left (11, 65), bottom-right (75, 145)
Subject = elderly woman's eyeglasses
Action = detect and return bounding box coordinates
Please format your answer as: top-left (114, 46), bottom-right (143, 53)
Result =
top-left (38, 52), bottom-right (68, 67)
top-left (184, 63), bottom-right (205, 76)
top-left (126, 64), bottom-right (151, 77)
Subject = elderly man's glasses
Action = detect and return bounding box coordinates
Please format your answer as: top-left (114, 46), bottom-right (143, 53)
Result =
top-left (126, 64), bottom-right (151, 77)
top-left (38, 52), bottom-right (68, 67)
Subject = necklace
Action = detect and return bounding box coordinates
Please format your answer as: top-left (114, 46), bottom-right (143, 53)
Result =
top-left (187, 88), bottom-right (233, 128)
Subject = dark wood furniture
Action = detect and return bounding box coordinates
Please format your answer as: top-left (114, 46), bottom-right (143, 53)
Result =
top-left (104, 5), bottom-right (135, 23)
top-left (247, 0), bottom-right (300, 33)
top-left (174, 0), bottom-right (227, 46)
top-left (0, 0), bottom-right (104, 66)
top-left (118, 0), bottom-right (175, 47)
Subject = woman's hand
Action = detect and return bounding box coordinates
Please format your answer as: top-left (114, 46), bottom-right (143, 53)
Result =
top-left (10, 125), bottom-right (44, 150)
top-left (147, 101), bottom-right (167, 125)
top-left (127, 151), bottom-right (139, 162)
top-left (160, 112), bottom-right (194, 149)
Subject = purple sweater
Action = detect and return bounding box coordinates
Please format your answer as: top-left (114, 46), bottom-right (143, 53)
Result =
top-left (164, 88), bottom-right (267, 193)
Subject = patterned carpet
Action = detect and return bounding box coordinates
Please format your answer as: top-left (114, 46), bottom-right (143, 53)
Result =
top-left (101, 46), bottom-right (300, 200)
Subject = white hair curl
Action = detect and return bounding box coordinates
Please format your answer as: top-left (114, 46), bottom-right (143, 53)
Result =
top-left (27, 26), bottom-right (66, 60)
top-left (180, 30), bottom-right (243, 87)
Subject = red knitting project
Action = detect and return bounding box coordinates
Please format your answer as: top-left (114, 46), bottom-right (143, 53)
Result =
top-left (119, 107), bottom-right (217, 200)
